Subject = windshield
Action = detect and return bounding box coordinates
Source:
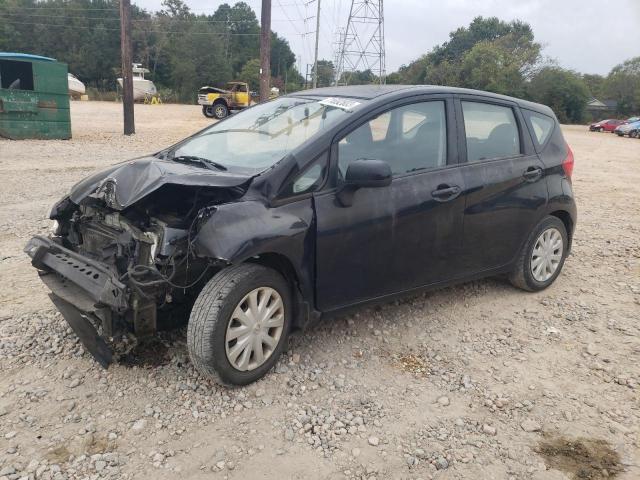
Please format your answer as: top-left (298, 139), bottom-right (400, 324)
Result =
top-left (171, 96), bottom-right (361, 172)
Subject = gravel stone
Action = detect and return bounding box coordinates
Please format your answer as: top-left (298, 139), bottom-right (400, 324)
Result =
top-left (521, 419), bottom-right (542, 432)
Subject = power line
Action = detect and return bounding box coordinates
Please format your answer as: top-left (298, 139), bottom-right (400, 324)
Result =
top-left (0, 18), bottom-right (263, 35)
top-left (0, 11), bottom-right (300, 23)
top-left (2, 6), bottom-right (119, 10)
top-left (1, 3), bottom-right (306, 12)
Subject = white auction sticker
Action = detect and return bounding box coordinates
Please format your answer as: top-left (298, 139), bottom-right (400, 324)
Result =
top-left (319, 97), bottom-right (361, 111)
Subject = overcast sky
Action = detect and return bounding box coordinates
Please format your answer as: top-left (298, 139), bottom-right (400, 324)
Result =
top-left (133, 0), bottom-right (640, 77)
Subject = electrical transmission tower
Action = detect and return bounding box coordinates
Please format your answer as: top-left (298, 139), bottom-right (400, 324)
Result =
top-left (334, 0), bottom-right (385, 85)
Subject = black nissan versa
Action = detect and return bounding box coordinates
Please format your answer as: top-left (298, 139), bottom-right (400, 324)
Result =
top-left (25, 85), bottom-right (576, 385)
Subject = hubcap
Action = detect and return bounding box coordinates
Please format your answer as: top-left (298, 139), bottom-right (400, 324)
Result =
top-left (215, 105), bottom-right (226, 117)
top-left (225, 287), bottom-right (284, 371)
top-left (531, 227), bottom-right (563, 282)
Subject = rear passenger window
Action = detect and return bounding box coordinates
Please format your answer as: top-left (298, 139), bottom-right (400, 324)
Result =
top-left (523, 110), bottom-right (554, 148)
top-left (462, 102), bottom-right (520, 162)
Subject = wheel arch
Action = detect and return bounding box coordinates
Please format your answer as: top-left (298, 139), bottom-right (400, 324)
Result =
top-left (194, 200), bottom-right (319, 330)
top-left (234, 252), bottom-right (315, 332)
top-left (548, 209), bottom-right (574, 250)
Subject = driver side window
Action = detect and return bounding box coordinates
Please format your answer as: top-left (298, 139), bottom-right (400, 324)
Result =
top-left (337, 101), bottom-right (447, 179)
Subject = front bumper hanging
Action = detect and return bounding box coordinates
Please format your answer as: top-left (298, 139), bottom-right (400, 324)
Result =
top-left (24, 235), bottom-right (129, 368)
top-left (25, 235), bottom-right (128, 311)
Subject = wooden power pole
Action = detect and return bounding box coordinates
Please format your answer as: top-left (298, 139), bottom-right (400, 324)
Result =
top-left (312, 0), bottom-right (321, 89)
top-left (120, 0), bottom-right (135, 135)
top-left (259, 0), bottom-right (271, 102)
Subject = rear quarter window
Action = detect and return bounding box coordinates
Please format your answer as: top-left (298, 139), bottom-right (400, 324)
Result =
top-left (523, 109), bottom-right (555, 149)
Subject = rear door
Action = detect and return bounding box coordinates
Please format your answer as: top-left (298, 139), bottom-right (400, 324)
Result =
top-left (455, 96), bottom-right (548, 273)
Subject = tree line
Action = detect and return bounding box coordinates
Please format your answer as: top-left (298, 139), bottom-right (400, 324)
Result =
top-left (1, 2), bottom-right (639, 122)
top-left (0, 0), bottom-right (304, 101)
top-left (321, 17), bottom-right (640, 123)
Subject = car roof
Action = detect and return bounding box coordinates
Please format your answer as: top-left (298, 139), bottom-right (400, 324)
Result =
top-left (290, 84), bottom-right (555, 116)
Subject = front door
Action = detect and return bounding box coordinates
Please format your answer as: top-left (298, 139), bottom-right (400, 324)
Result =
top-left (314, 97), bottom-right (466, 311)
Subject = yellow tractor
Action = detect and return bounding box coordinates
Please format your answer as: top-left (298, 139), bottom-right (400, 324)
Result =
top-left (197, 81), bottom-right (251, 119)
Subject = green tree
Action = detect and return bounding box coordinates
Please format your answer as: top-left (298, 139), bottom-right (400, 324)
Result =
top-left (582, 73), bottom-right (606, 99)
top-left (431, 16), bottom-right (537, 65)
top-left (270, 32), bottom-right (296, 78)
top-left (239, 58), bottom-right (261, 91)
top-left (211, 2), bottom-right (259, 75)
top-left (340, 69), bottom-right (375, 85)
top-left (604, 57), bottom-right (640, 115)
top-left (311, 60), bottom-right (335, 87)
top-left (397, 16), bottom-right (541, 91)
top-left (527, 67), bottom-right (590, 123)
top-left (385, 71), bottom-right (402, 84)
top-left (456, 32), bottom-right (541, 96)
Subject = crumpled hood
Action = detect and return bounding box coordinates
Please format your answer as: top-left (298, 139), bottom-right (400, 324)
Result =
top-left (69, 156), bottom-right (252, 210)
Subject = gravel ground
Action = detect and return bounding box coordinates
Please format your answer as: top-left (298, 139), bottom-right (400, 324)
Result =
top-left (0, 102), bottom-right (639, 480)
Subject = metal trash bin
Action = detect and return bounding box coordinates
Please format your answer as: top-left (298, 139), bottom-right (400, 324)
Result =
top-left (0, 52), bottom-right (71, 140)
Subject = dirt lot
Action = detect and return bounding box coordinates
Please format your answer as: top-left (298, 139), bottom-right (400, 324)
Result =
top-left (0, 102), bottom-right (639, 480)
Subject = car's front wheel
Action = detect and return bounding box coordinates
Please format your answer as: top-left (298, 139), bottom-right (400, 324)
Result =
top-left (509, 216), bottom-right (568, 292)
top-left (187, 264), bottom-right (291, 386)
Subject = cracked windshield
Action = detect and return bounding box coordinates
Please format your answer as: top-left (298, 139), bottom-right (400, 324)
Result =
top-left (172, 97), bottom-right (358, 171)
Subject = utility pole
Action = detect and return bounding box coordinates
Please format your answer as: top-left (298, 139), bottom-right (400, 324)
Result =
top-left (312, 0), bottom-right (321, 88)
top-left (119, 0), bottom-right (134, 135)
top-left (259, 0), bottom-right (271, 102)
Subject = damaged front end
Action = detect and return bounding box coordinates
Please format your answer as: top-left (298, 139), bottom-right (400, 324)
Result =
top-left (25, 157), bottom-right (252, 367)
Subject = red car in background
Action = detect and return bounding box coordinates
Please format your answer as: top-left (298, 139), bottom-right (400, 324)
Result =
top-left (589, 119), bottom-right (624, 132)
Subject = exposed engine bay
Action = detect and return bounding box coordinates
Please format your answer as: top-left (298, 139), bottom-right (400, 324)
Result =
top-left (40, 183), bottom-right (247, 340)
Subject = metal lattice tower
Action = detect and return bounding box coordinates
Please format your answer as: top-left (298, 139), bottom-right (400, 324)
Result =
top-left (335, 0), bottom-right (385, 85)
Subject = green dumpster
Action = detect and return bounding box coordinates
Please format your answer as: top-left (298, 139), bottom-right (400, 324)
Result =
top-left (0, 53), bottom-right (71, 140)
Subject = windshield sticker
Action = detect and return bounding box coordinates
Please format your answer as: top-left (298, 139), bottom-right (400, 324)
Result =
top-left (319, 97), bottom-right (361, 111)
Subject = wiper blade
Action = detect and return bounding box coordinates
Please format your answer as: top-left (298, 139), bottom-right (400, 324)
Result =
top-left (199, 128), bottom-right (272, 138)
top-left (172, 155), bottom-right (227, 171)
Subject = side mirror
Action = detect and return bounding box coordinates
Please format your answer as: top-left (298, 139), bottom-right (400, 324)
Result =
top-left (337, 159), bottom-right (392, 207)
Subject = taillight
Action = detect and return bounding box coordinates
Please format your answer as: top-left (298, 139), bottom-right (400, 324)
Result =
top-left (562, 144), bottom-right (574, 179)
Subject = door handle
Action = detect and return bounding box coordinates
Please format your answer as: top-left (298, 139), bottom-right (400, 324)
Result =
top-left (431, 185), bottom-right (461, 202)
top-left (523, 166), bottom-right (543, 181)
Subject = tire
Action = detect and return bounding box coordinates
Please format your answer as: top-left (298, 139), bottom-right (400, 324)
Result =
top-left (187, 263), bottom-right (292, 386)
top-left (630, 130), bottom-right (639, 139)
top-left (202, 105), bottom-right (215, 118)
top-left (509, 216), bottom-right (568, 292)
top-left (213, 102), bottom-right (229, 119)
top-left (598, 127), bottom-right (604, 132)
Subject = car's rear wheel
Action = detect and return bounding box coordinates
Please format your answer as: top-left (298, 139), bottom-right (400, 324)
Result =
top-left (213, 102), bottom-right (229, 119)
top-left (187, 263), bottom-right (291, 386)
top-left (202, 105), bottom-right (215, 118)
top-left (630, 130), bottom-right (639, 139)
top-left (509, 216), bottom-right (568, 292)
